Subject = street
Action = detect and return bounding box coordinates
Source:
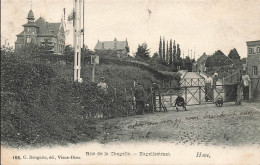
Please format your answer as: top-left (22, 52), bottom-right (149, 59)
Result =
top-left (95, 102), bottom-right (260, 146)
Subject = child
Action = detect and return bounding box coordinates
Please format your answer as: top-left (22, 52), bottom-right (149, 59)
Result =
top-left (175, 92), bottom-right (187, 111)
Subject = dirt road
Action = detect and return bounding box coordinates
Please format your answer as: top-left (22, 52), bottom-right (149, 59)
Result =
top-left (94, 102), bottom-right (260, 146)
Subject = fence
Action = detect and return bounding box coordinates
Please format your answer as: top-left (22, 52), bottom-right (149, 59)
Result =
top-left (180, 78), bottom-right (205, 87)
top-left (83, 82), bottom-right (239, 118)
top-left (156, 84), bottom-right (237, 110)
top-left (223, 69), bottom-right (241, 84)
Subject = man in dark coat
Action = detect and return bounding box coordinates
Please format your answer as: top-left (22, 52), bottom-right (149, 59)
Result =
top-left (175, 92), bottom-right (187, 111)
top-left (134, 83), bottom-right (145, 115)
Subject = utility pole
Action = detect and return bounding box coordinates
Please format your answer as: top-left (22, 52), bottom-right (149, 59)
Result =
top-left (73, 0), bottom-right (83, 82)
top-left (83, 0), bottom-right (85, 49)
top-left (82, 0), bottom-right (85, 65)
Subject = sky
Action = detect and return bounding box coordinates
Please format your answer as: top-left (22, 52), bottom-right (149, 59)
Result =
top-left (1, 0), bottom-right (260, 59)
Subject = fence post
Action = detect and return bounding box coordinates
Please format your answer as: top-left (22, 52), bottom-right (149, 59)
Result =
top-left (170, 91), bottom-right (172, 107)
top-left (131, 88), bottom-right (136, 112)
top-left (159, 92), bottom-right (162, 111)
top-left (199, 86), bottom-right (201, 104)
top-left (249, 81), bottom-right (252, 100)
top-left (191, 79), bottom-right (193, 86)
top-left (230, 69), bottom-right (233, 83)
top-left (150, 87), bottom-right (154, 113)
top-left (185, 87), bottom-right (187, 105)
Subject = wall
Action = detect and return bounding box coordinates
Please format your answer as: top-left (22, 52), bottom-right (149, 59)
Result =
top-left (246, 40), bottom-right (260, 100)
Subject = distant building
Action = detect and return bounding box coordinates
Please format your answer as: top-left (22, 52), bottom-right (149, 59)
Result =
top-left (94, 38), bottom-right (129, 57)
top-left (246, 40), bottom-right (260, 99)
top-left (192, 53), bottom-right (209, 72)
top-left (15, 9), bottom-right (65, 54)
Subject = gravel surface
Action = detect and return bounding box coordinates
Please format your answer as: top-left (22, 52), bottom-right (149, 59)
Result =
top-left (95, 102), bottom-right (260, 146)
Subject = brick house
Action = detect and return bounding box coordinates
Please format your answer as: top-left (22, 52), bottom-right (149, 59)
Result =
top-left (246, 40), bottom-right (260, 99)
top-left (94, 38), bottom-right (129, 57)
top-left (15, 9), bottom-right (65, 54)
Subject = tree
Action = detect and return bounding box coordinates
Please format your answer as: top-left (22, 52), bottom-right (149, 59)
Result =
top-left (205, 50), bottom-right (232, 67)
top-left (135, 43), bottom-right (150, 60)
top-left (159, 36), bottom-right (162, 59)
top-left (228, 48), bottom-right (240, 60)
top-left (176, 44), bottom-right (181, 60)
top-left (173, 40), bottom-right (176, 63)
top-left (169, 39), bottom-right (173, 65)
top-left (166, 40), bottom-right (169, 62)
top-left (152, 52), bottom-right (159, 59)
top-left (163, 37), bottom-right (165, 60)
top-left (64, 45), bottom-right (74, 56)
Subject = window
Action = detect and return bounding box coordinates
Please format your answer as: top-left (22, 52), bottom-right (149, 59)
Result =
top-left (26, 36), bottom-right (31, 43)
top-left (252, 66), bottom-right (258, 76)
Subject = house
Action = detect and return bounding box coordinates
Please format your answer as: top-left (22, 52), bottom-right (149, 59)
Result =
top-left (94, 38), bottom-right (129, 57)
top-left (15, 9), bottom-right (65, 54)
top-left (192, 53), bottom-right (209, 72)
top-left (246, 40), bottom-right (260, 100)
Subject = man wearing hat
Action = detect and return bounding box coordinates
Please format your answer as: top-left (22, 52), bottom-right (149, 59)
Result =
top-left (241, 71), bottom-right (251, 100)
top-left (97, 77), bottom-right (108, 93)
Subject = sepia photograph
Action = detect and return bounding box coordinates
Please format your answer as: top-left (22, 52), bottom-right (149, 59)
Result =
top-left (1, 0), bottom-right (260, 164)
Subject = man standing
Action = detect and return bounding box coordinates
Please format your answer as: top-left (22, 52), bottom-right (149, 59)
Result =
top-left (213, 72), bottom-right (218, 88)
top-left (205, 74), bottom-right (213, 101)
top-left (97, 77), bottom-right (108, 93)
top-left (241, 71), bottom-right (251, 100)
top-left (134, 83), bottom-right (145, 115)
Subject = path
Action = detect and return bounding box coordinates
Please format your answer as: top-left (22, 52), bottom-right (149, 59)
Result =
top-left (94, 102), bottom-right (260, 146)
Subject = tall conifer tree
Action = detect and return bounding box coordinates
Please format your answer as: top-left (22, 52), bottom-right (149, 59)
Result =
top-left (163, 37), bottom-right (165, 60)
top-left (159, 36), bottom-right (162, 59)
top-left (173, 40), bottom-right (176, 63)
top-left (169, 39), bottom-right (173, 64)
top-left (166, 40), bottom-right (169, 62)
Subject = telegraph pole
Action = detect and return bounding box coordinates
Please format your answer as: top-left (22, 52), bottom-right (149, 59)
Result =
top-left (83, 0), bottom-right (85, 49)
top-left (73, 0), bottom-right (83, 82)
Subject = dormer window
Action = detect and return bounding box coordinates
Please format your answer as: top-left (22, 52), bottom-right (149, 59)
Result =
top-left (27, 27), bottom-right (31, 32)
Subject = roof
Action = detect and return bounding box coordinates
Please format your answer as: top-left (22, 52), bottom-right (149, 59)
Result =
top-left (22, 22), bottom-right (38, 27)
top-left (94, 39), bottom-right (128, 50)
top-left (49, 23), bottom-right (61, 36)
top-left (16, 31), bottom-right (25, 36)
top-left (246, 40), bottom-right (260, 46)
top-left (197, 53), bottom-right (208, 62)
top-left (16, 11), bottom-right (64, 41)
top-left (35, 17), bottom-right (55, 37)
top-left (27, 10), bottom-right (34, 20)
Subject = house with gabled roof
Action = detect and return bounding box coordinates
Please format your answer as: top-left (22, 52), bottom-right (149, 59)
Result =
top-left (193, 53), bottom-right (209, 72)
top-left (15, 9), bottom-right (65, 54)
top-left (94, 38), bottom-right (129, 57)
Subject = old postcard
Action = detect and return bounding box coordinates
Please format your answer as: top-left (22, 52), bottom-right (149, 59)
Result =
top-left (1, 0), bottom-right (260, 164)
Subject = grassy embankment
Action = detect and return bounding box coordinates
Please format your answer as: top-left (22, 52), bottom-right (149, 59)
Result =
top-left (1, 50), bottom-right (177, 147)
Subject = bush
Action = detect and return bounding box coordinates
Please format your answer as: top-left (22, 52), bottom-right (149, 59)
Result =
top-left (1, 49), bottom-right (132, 147)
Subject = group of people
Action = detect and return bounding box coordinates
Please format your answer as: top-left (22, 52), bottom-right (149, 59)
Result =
top-left (97, 77), bottom-right (188, 115)
top-left (204, 71), bottom-right (251, 103)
